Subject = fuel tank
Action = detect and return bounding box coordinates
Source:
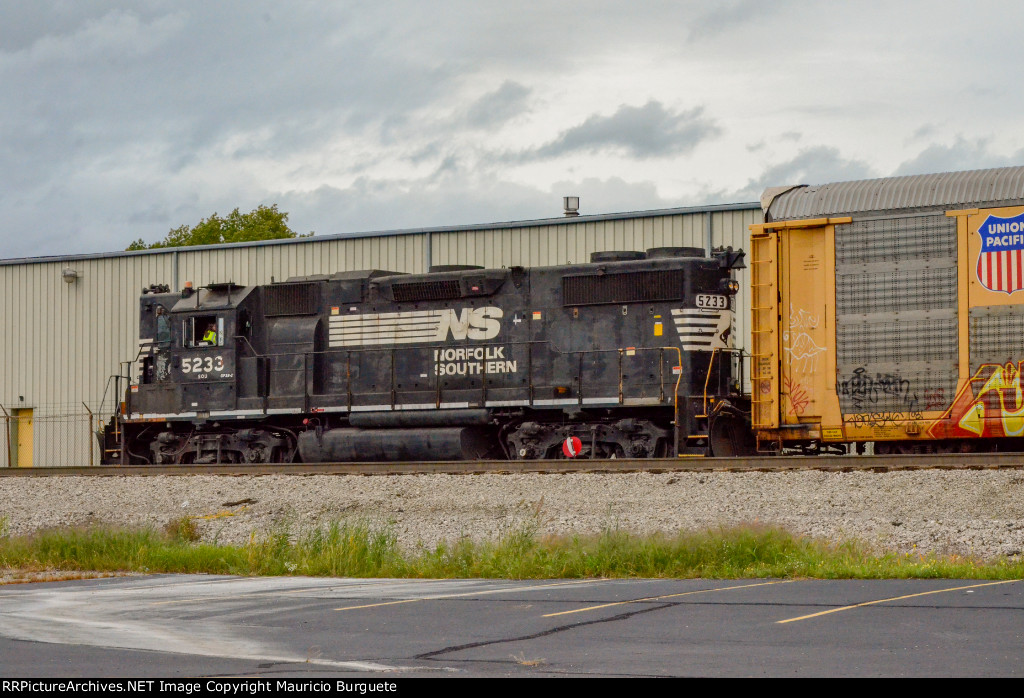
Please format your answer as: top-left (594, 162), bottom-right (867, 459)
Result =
top-left (297, 427), bottom-right (496, 462)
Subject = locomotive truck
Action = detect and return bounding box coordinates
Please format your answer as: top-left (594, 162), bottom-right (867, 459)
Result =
top-left (101, 246), bottom-right (751, 463)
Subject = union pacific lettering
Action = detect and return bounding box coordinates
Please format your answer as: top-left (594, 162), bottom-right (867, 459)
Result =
top-left (984, 234), bottom-right (1024, 247)
top-left (979, 213), bottom-right (1024, 252)
top-left (328, 307), bottom-right (503, 347)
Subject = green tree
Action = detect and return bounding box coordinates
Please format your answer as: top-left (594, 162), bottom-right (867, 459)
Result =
top-left (127, 205), bottom-right (312, 250)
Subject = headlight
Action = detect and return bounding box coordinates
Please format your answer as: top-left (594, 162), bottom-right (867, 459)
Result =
top-left (719, 278), bottom-right (740, 295)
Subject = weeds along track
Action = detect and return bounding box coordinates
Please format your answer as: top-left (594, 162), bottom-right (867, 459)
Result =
top-left (2, 453), bottom-right (1024, 477)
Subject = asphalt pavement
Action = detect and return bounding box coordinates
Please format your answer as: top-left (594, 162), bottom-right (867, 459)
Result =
top-left (1, 575), bottom-right (1021, 677)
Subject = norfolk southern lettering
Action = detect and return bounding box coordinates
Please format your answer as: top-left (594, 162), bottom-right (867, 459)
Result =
top-left (433, 346), bottom-right (517, 375)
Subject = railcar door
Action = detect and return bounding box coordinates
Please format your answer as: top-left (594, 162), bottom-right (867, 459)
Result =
top-left (778, 226), bottom-right (834, 428)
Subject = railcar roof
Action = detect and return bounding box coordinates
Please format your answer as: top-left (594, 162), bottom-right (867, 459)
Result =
top-left (763, 165), bottom-right (1024, 222)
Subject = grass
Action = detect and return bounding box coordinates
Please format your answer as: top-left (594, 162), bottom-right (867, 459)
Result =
top-left (0, 518), bottom-right (1022, 580)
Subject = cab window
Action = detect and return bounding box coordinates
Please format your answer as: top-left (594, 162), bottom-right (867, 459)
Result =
top-left (185, 315), bottom-right (223, 347)
top-left (155, 307), bottom-right (171, 348)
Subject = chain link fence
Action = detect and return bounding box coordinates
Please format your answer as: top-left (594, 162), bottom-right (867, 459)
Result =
top-left (0, 404), bottom-right (101, 468)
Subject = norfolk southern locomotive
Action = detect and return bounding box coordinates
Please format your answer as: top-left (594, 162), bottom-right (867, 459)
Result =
top-left (101, 247), bottom-right (751, 464)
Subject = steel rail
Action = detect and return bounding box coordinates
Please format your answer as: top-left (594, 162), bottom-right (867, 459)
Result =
top-left (2, 453), bottom-right (1024, 477)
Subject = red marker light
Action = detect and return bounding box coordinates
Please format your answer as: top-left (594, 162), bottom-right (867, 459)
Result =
top-left (562, 436), bottom-right (583, 458)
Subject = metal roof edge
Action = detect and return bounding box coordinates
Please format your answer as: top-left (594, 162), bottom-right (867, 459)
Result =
top-left (0, 201), bottom-right (761, 267)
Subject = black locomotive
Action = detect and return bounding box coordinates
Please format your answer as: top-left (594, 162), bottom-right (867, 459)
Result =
top-left (101, 246), bottom-right (752, 464)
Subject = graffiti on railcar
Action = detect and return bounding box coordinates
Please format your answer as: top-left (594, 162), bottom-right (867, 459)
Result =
top-left (847, 411), bottom-right (923, 429)
top-left (782, 305), bottom-right (826, 374)
top-left (836, 367), bottom-right (920, 413)
top-left (783, 374), bottom-right (811, 416)
top-left (932, 361), bottom-right (1024, 438)
top-left (924, 388), bottom-right (946, 412)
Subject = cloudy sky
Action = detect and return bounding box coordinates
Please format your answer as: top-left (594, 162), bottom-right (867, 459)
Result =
top-left (3, 1), bottom-right (1024, 259)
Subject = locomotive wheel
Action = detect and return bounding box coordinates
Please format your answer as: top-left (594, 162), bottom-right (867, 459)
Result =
top-left (709, 415), bottom-right (757, 457)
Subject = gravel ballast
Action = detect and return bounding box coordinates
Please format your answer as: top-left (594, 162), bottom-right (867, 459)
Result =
top-left (2, 470), bottom-right (1024, 559)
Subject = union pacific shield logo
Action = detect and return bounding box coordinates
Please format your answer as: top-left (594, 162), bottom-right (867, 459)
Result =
top-left (977, 212), bottom-right (1024, 294)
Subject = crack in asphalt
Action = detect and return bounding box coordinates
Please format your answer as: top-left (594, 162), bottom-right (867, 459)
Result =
top-left (413, 595), bottom-right (1024, 663)
top-left (414, 601), bottom-right (675, 660)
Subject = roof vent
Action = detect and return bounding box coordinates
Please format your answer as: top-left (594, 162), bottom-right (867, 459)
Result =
top-left (646, 247), bottom-right (706, 259)
top-left (392, 279), bottom-right (462, 302)
top-left (428, 264), bottom-right (484, 273)
top-left (589, 250), bottom-right (647, 263)
top-left (563, 196), bottom-right (580, 217)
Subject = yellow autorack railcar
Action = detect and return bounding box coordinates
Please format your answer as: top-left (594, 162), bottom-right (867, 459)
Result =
top-left (750, 166), bottom-right (1024, 454)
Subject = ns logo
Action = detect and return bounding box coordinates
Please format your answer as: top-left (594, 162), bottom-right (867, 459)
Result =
top-left (435, 307), bottom-right (503, 341)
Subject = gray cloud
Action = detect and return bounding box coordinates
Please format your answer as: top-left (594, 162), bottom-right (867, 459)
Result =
top-left (465, 81), bottom-right (531, 129)
top-left (0, 2), bottom-right (473, 257)
top-left (3, 2), bottom-right (1024, 260)
top-left (276, 173), bottom-right (674, 241)
top-left (894, 137), bottom-right (1024, 176)
top-left (723, 146), bottom-right (877, 202)
top-left (0, 4), bottom-right (461, 161)
top-left (687, 0), bottom-right (782, 40)
top-left (909, 124), bottom-right (937, 141)
top-left (518, 101), bottom-right (720, 161)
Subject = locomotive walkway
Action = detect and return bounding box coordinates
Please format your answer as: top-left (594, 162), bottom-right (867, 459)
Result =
top-left (2, 452), bottom-right (1023, 477)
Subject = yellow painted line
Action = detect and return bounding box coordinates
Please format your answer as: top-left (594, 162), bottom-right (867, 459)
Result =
top-left (334, 578), bottom-right (610, 611)
top-left (777, 579), bottom-right (1021, 624)
top-left (542, 579), bottom-right (795, 618)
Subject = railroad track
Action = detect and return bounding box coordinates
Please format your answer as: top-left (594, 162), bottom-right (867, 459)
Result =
top-left (2, 452), bottom-right (1024, 477)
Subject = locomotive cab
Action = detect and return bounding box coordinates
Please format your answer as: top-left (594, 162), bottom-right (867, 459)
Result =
top-left (121, 282), bottom-right (293, 464)
top-left (134, 283), bottom-right (247, 412)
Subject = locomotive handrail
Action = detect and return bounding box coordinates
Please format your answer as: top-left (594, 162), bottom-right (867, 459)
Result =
top-left (699, 348), bottom-right (719, 419)
top-left (233, 334), bottom-right (260, 357)
top-left (238, 342), bottom-right (702, 445)
top-left (133, 339), bottom-right (706, 416)
top-left (219, 339), bottom-right (705, 360)
top-left (303, 352), bottom-right (310, 414)
top-left (301, 342), bottom-right (682, 410)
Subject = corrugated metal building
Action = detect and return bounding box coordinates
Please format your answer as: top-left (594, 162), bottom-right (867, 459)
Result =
top-left (0, 201), bottom-right (761, 466)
